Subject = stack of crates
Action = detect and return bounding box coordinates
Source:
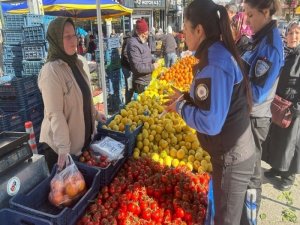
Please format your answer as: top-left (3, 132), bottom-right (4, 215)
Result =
top-left (2, 14), bottom-right (25, 80)
top-left (1, 14), bottom-right (56, 82)
top-left (0, 14), bottom-right (56, 141)
top-left (0, 76), bottom-right (43, 134)
top-left (21, 15), bottom-right (56, 76)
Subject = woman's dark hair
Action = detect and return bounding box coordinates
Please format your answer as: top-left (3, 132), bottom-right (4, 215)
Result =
top-left (244, 0), bottom-right (280, 16)
top-left (184, 0), bottom-right (252, 111)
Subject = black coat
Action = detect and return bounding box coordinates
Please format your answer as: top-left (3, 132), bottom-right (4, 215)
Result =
top-left (127, 34), bottom-right (154, 85)
top-left (263, 45), bottom-right (300, 173)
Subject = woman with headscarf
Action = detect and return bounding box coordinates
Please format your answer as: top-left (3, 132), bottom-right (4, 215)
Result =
top-left (38, 17), bottom-right (106, 171)
top-left (263, 21), bottom-right (300, 191)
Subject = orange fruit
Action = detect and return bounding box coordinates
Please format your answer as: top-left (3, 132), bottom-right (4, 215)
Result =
top-left (65, 182), bottom-right (78, 197)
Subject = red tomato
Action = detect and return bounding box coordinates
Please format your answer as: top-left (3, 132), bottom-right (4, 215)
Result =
top-left (175, 207), bottom-right (185, 218)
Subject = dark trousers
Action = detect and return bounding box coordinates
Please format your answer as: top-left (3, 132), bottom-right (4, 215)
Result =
top-left (39, 144), bottom-right (58, 172)
top-left (212, 153), bottom-right (256, 225)
top-left (240, 117), bottom-right (271, 225)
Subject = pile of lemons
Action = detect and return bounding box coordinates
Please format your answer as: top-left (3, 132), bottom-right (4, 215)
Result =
top-left (102, 64), bottom-right (212, 173)
top-left (132, 110), bottom-right (212, 173)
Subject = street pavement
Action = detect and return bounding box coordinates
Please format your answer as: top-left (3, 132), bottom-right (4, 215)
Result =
top-left (258, 161), bottom-right (300, 225)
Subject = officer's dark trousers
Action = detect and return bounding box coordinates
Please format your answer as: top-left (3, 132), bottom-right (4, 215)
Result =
top-left (240, 117), bottom-right (271, 225)
top-left (212, 153), bottom-right (255, 225)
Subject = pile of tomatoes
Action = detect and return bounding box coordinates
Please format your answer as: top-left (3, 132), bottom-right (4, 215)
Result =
top-left (77, 157), bottom-right (210, 225)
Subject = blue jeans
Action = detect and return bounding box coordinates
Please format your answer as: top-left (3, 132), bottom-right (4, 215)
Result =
top-left (165, 52), bottom-right (177, 68)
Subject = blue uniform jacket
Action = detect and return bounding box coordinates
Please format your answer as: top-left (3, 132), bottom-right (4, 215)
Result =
top-left (176, 42), bottom-right (244, 136)
top-left (241, 25), bottom-right (284, 105)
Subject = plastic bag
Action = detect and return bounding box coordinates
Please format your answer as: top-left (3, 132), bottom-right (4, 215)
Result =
top-left (48, 155), bottom-right (86, 207)
top-left (90, 136), bottom-right (125, 161)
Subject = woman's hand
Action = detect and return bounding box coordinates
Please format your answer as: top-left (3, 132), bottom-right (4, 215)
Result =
top-left (98, 112), bottom-right (107, 123)
top-left (163, 86), bottom-right (184, 113)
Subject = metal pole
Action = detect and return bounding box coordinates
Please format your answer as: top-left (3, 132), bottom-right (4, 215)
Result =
top-left (122, 15), bottom-right (126, 34)
top-left (165, 0), bottom-right (167, 31)
top-left (96, 0), bottom-right (108, 116)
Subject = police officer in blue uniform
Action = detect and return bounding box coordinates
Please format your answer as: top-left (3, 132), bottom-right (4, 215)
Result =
top-left (164, 0), bottom-right (256, 224)
top-left (240, 1), bottom-right (284, 224)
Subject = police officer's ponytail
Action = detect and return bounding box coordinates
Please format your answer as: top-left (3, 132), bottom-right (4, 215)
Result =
top-left (216, 5), bottom-right (253, 112)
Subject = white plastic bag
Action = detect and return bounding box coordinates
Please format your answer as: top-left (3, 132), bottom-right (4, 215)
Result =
top-left (48, 155), bottom-right (86, 207)
top-left (90, 136), bottom-right (125, 161)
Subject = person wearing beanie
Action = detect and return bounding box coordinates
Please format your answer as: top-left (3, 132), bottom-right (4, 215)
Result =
top-left (155, 25), bottom-right (177, 67)
top-left (127, 19), bottom-right (158, 98)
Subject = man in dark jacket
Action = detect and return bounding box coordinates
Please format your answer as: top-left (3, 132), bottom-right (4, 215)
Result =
top-left (127, 19), bottom-right (158, 95)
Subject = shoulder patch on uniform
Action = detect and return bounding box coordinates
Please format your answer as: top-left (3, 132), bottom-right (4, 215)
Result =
top-left (254, 57), bottom-right (271, 78)
top-left (196, 83), bottom-right (209, 101)
top-left (194, 78), bottom-right (211, 111)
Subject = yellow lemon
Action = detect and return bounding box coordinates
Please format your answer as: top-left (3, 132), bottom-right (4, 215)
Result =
top-left (188, 155), bottom-right (195, 163)
top-left (133, 151), bottom-right (140, 159)
top-left (172, 159), bottom-right (179, 167)
top-left (176, 149), bottom-right (185, 159)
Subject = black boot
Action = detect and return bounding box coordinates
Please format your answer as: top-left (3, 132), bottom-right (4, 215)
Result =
top-left (264, 168), bottom-right (281, 178)
top-left (277, 174), bottom-right (295, 191)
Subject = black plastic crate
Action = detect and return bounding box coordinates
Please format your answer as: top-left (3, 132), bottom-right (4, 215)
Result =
top-left (3, 45), bottom-right (23, 61)
top-left (10, 162), bottom-right (101, 225)
top-left (0, 90), bottom-right (42, 112)
top-left (3, 29), bottom-right (23, 45)
top-left (22, 60), bottom-right (45, 76)
top-left (97, 114), bottom-right (143, 156)
top-left (22, 25), bottom-right (46, 44)
top-left (22, 43), bottom-right (48, 60)
top-left (99, 157), bottom-right (127, 186)
top-left (0, 76), bottom-right (38, 100)
top-left (0, 208), bottom-right (52, 225)
top-left (25, 103), bottom-right (44, 124)
top-left (0, 109), bottom-right (26, 132)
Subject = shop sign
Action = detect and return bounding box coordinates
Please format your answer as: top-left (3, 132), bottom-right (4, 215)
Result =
top-left (7, 176), bottom-right (21, 196)
top-left (134, 0), bottom-right (164, 8)
top-left (133, 10), bottom-right (152, 15)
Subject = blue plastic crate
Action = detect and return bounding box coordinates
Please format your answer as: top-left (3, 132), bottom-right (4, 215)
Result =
top-left (104, 48), bottom-right (120, 62)
top-left (0, 109), bottom-right (26, 132)
top-left (22, 25), bottom-right (46, 44)
top-left (22, 60), bottom-right (45, 76)
top-left (22, 43), bottom-right (48, 60)
top-left (10, 162), bottom-right (101, 225)
top-left (97, 113), bottom-right (143, 156)
top-left (3, 29), bottom-right (23, 45)
top-left (3, 45), bottom-right (23, 61)
top-left (3, 61), bottom-right (23, 77)
top-left (104, 37), bottom-right (121, 49)
top-left (0, 208), bottom-right (52, 225)
top-left (3, 14), bottom-right (25, 29)
top-left (0, 75), bottom-right (13, 85)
